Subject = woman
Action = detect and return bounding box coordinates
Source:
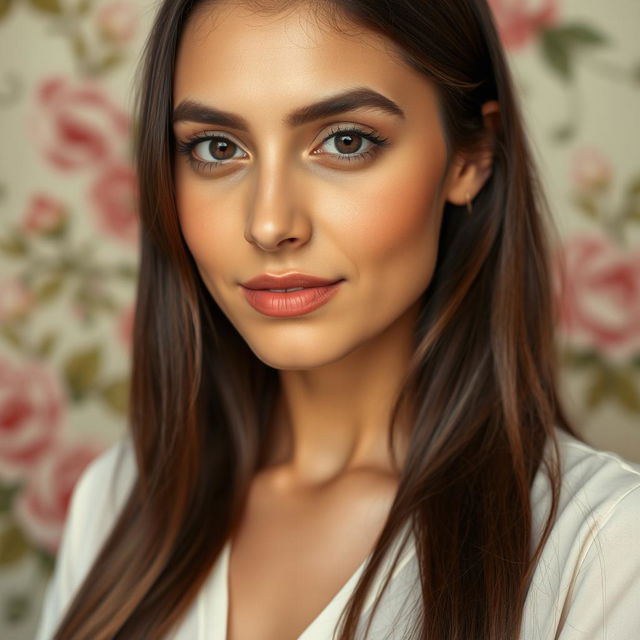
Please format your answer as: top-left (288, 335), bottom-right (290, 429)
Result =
top-left (36, 0), bottom-right (640, 638)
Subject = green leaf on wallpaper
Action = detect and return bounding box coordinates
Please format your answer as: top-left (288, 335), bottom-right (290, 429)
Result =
top-left (72, 33), bottom-right (87, 61)
top-left (75, 0), bottom-right (92, 16)
top-left (585, 366), bottom-right (610, 409)
top-left (101, 378), bottom-right (130, 414)
top-left (35, 547), bottom-right (55, 577)
top-left (63, 345), bottom-right (102, 400)
top-left (35, 273), bottom-right (65, 302)
top-left (0, 0), bottom-right (15, 21)
top-left (562, 348), bottom-right (600, 369)
top-left (556, 23), bottom-right (609, 47)
top-left (571, 192), bottom-right (599, 218)
top-left (28, 0), bottom-right (62, 14)
top-left (115, 263), bottom-right (138, 280)
top-left (0, 325), bottom-right (23, 349)
top-left (585, 366), bottom-right (640, 413)
top-left (96, 52), bottom-right (126, 75)
top-left (551, 122), bottom-right (575, 143)
top-left (623, 203), bottom-right (640, 222)
top-left (0, 523), bottom-right (30, 566)
top-left (4, 593), bottom-right (31, 624)
top-left (0, 484), bottom-right (20, 513)
top-left (91, 292), bottom-right (119, 313)
top-left (628, 176), bottom-right (640, 195)
top-left (36, 332), bottom-right (57, 358)
top-left (540, 30), bottom-right (572, 80)
top-left (622, 175), bottom-right (640, 221)
top-left (613, 370), bottom-right (640, 413)
top-left (0, 233), bottom-right (27, 257)
top-left (539, 23), bottom-right (608, 81)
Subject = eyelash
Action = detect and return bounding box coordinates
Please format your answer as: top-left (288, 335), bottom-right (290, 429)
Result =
top-left (175, 125), bottom-right (390, 173)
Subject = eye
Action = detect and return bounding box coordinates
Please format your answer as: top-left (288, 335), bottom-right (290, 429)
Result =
top-left (176, 133), bottom-right (248, 172)
top-left (313, 126), bottom-right (390, 164)
top-left (176, 125), bottom-right (390, 173)
top-left (193, 136), bottom-right (246, 163)
top-left (322, 131), bottom-right (371, 154)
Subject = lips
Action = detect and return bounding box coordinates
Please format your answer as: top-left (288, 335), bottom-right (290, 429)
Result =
top-left (241, 273), bottom-right (344, 290)
top-left (240, 273), bottom-right (345, 317)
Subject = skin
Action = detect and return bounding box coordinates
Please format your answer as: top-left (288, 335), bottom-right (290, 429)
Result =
top-left (173, 3), bottom-right (498, 637)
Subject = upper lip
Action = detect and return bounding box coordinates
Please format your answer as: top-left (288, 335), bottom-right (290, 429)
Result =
top-left (241, 273), bottom-right (343, 290)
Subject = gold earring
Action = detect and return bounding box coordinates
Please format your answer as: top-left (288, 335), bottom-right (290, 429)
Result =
top-left (465, 192), bottom-right (473, 215)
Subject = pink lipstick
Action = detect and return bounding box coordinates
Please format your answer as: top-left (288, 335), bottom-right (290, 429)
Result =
top-left (240, 273), bottom-right (344, 317)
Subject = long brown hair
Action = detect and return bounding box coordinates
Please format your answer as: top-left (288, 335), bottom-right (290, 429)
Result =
top-left (52, 0), bottom-right (580, 638)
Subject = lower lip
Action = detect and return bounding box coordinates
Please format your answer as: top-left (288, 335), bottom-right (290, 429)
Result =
top-left (241, 281), bottom-right (343, 317)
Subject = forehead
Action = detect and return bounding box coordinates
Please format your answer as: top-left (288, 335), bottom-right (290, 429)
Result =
top-left (173, 1), bottom-right (437, 115)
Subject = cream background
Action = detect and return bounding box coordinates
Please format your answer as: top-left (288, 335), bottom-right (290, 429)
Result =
top-left (0, 0), bottom-right (638, 637)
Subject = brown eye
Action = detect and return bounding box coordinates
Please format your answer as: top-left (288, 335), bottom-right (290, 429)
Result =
top-left (209, 138), bottom-right (236, 160)
top-left (315, 128), bottom-right (383, 161)
top-left (188, 135), bottom-right (247, 165)
top-left (333, 132), bottom-right (364, 154)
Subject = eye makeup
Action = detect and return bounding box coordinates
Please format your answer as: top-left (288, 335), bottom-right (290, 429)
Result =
top-left (175, 124), bottom-right (391, 174)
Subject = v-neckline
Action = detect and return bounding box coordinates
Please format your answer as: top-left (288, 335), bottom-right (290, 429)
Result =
top-left (209, 521), bottom-right (416, 640)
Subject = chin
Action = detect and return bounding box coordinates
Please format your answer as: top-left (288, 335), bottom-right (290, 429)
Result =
top-left (242, 334), bottom-right (360, 371)
top-left (246, 346), bottom-right (340, 371)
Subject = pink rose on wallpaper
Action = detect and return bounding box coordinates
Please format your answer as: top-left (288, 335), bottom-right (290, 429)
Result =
top-left (14, 439), bottom-right (105, 554)
top-left (96, 0), bottom-right (139, 45)
top-left (488, 0), bottom-right (558, 50)
top-left (29, 76), bottom-right (129, 171)
top-left (23, 193), bottom-right (68, 235)
top-left (555, 234), bottom-right (640, 361)
top-left (90, 162), bottom-right (139, 244)
top-left (0, 279), bottom-right (34, 323)
top-left (571, 147), bottom-right (613, 193)
top-left (0, 357), bottom-right (64, 481)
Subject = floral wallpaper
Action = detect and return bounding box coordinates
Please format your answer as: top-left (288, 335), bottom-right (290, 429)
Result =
top-left (0, 0), bottom-right (639, 637)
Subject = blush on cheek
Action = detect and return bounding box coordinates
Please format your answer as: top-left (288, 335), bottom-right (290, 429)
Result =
top-left (346, 163), bottom-right (445, 259)
top-left (174, 181), bottom-right (236, 281)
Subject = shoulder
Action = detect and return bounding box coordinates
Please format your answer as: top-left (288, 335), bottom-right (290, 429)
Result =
top-left (34, 435), bottom-right (138, 640)
top-left (532, 427), bottom-right (640, 524)
top-left (544, 426), bottom-right (640, 545)
top-left (67, 435), bottom-right (138, 570)
top-left (555, 427), bottom-right (640, 496)
top-left (524, 428), bottom-right (640, 639)
top-left (72, 435), bottom-right (137, 519)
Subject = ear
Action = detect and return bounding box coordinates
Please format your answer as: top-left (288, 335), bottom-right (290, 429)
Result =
top-left (444, 100), bottom-right (500, 207)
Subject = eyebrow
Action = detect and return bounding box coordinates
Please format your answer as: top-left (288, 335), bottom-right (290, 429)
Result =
top-left (172, 87), bottom-right (405, 130)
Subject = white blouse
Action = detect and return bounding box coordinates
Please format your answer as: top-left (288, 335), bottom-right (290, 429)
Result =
top-left (35, 428), bottom-right (640, 639)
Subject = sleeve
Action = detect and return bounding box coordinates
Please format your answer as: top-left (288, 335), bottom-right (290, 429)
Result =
top-left (557, 483), bottom-right (640, 640)
top-left (33, 461), bottom-right (96, 640)
top-left (33, 439), bottom-right (134, 640)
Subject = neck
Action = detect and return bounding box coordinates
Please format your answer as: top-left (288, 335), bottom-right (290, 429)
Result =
top-left (261, 300), bottom-right (419, 489)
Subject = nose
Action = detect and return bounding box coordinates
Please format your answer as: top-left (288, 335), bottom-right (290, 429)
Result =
top-left (243, 158), bottom-right (311, 252)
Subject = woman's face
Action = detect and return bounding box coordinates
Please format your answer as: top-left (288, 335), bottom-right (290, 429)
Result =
top-left (173, 2), bottom-right (456, 369)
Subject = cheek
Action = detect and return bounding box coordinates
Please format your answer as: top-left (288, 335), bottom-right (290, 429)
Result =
top-left (174, 168), bottom-right (237, 291)
top-left (329, 149), bottom-right (446, 271)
